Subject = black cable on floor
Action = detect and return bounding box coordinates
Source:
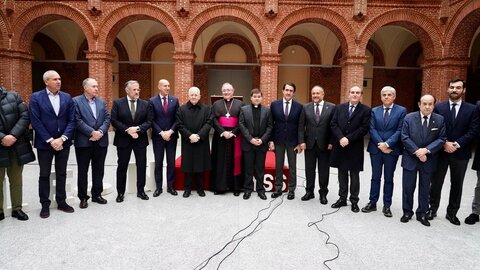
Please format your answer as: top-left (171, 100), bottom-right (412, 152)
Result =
top-left (307, 207), bottom-right (340, 270)
top-left (194, 194), bottom-right (285, 270)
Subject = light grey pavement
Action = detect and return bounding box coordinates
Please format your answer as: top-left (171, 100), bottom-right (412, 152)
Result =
top-left (1, 134), bottom-right (479, 270)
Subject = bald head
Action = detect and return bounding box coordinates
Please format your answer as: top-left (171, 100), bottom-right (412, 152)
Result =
top-left (158, 79), bottom-right (170, 96)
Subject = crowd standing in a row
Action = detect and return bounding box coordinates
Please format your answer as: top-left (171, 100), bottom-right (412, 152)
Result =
top-left (1, 70), bottom-right (479, 227)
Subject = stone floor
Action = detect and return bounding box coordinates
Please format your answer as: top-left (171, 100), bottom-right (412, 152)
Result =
top-left (1, 135), bottom-right (479, 270)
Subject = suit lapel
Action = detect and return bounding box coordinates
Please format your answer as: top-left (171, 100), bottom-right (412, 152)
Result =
top-left (81, 95), bottom-right (96, 120)
top-left (41, 90), bottom-right (56, 115)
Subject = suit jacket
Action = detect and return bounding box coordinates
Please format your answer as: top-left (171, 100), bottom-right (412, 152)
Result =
top-left (330, 102), bottom-right (371, 171)
top-left (401, 112), bottom-right (446, 172)
top-left (111, 96), bottom-right (152, 148)
top-left (29, 89), bottom-right (75, 150)
top-left (72, 94), bottom-right (110, 148)
top-left (434, 100), bottom-right (478, 160)
top-left (303, 101), bottom-right (336, 151)
top-left (238, 104), bottom-right (273, 152)
top-left (149, 95), bottom-right (179, 142)
top-left (367, 104), bottom-right (407, 156)
top-left (270, 99), bottom-right (305, 147)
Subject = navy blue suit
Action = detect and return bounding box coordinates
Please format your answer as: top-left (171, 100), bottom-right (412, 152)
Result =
top-left (73, 94), bottom-right (110, 200)
top-left (401, 112), bottom-right (446, 217)
top-left (270, 99), bottom-right (305, 192)
top-left (367, 104), bottom-right (406, 208)
top-left (149, 95), bottom-right (179, 191)
top-left (430, 101), bottom-right (478, 216)
top-left (29, 89), bottom-right (75, 207)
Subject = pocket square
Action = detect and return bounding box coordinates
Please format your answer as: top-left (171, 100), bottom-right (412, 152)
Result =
top-left (431, 128), bottom-right (438, 131)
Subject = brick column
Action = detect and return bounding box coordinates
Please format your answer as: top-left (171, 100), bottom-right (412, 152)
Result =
top-left (173, 51), bottom-right (194, 104)
top-left (259, 53), bottom-right (281, 105)
top-left (422, 58), bottom-right (470, 101)
top-left (86, 51), bottom-right (114, 108)
top-left (0, 49), bottom-right (34, 102)
top-left (340, 56), bottom-right (367, 102)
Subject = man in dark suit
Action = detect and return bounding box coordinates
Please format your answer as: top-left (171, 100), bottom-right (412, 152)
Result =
top-left (362, 86), bottom-right (406, 217)
top-left (111, 80), bottom-right (152, 203)
top-left (466, 102), bottom-right (480, 225)
top-left (330, 86), bottom-right (371, 212)
top-left (401, 94), bottom-right (446, 226)
top-left (428, 78), bottom-right (478, 225)
top-left (301, 85), bottom-right (335, 204)
top-left (29, 70), bottom-right (76, 218)
top-left (72, 78), bottom-right (110, 209)
top-left (269, 82), bottom-right (305, 200)
top-left (239, 88), bottom-right (273, 200)
top-left (149, 79), bottom-right (179, 197)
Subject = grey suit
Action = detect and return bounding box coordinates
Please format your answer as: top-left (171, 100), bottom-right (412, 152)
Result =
top-left (238, 105), bottom-right (273, 192)
top-left (303, 101), bottom-right (336, 196)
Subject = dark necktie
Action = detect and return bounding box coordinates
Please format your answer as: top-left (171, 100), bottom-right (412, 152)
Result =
top-left (163, 96), bottom-right (168, 112)
top-left (349, 105), bottom-right (355, 118)
top-left (315, 103), bottom-right (320, 123)
top-left (130, 99), bottom-right (136, 120)
top-left (423, 116), bottom-right (428, 137)
top-left (451, 103), bottom-right (457, 122)
top-left (284, 101), bottom-right (289, 119)
top-left (384, 107), bottom-right (390, 125)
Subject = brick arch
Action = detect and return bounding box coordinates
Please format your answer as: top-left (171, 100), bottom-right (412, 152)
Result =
top-left (444, 1), bottom-right (480, 58)
top-left (357, 9), bottom-right (441, 60)
top-left (97, 3), bottom-right (181, 52)
top-left (204, 33), bottom-right (257, 63)
top-left (33, 33), bottom-right (65, 60)
top-left (271, 7), bottom-right (355, 56)
top-left (332, 40), bottom-right (384, 66)
top-left (141, 33), bottom-right (173, 61)
top-left (12, 2), bottom-right (94, 53)
top-left (279, 35), bottom-right (321, 64)
top-left (0, 11), bottom-right (11, 48)
top-left (184, 5), bottom-right (266, 54)
top-left (77, 38), bottom-right (129, 61)
top-left (398, 42), bottom-right (423, 67)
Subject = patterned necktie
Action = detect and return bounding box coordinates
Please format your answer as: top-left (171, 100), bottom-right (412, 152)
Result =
top-left (451, 103), bottom-right (457, 122)
top-left (315, 103), bottom-right (320, 123)
top-left (349, 105), bottom-right (355, 118)
top-left (163, 96), bottom-right (168, 112)
top-left (284, 101), bottom-right (289, 119)
top-left (423, 116), bottom-right (428, 137)
top-left (130, 99), bottom-right (136, 120)
top-left (384, 107), bottom-right (390, 125)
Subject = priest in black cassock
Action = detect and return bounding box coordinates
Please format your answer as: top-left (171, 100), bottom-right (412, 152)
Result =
top-left (176, 87), bottom-right (211, 198)
top-left (210, 82), bottom-right (245, 196)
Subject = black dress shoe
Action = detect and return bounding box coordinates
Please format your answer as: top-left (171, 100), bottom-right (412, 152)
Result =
top-left (351, 203), bottom-right (360, 213)
top-left (40, 208), bottom-right (50, 219)
top-left (287, 191), bottom-right (295, 200)
top-left (153, 188), bottom-right (162, 197)
top-left (92, 196), bottom-right (107, 204)
top-left (116, 194), bottom-right (124, 203)
top-left (167, 187), bottom-right (178, 196)
top-left (0, 212), bottom-right (4, 221)
top-left (361, 202), bottom-right (377, 213)
top-left (446, 214), bottom-right (461, 226)
top-left (383, 207), bottom-right (393, 218)
top-left (258, 192), bottom-right (267, 200)
top-left (400, 214), bottom-right (411, 223)
top-left (58, 203), bottom-right (75, 213)
top-left (233, 192), bottom-right (241, 196)
top-left (426, 209), bottom-right (437, 220)
top-left (79, 199), bottom-right (88, 209)
top-left (243, 192), bottom-right (251, 200)
top-left (331, 199), bottom-right (347, 208)
top-left (137, 192), bottom-right (149, 200)
top-left (183, 190), bottom-right (191, 198)
top-left (271, 191), bottom-right (282, 198)
top-left (465, 213), bottom-right (480, 225)
top-left (416, 216), bottom-right (431, 227)
top-left (320, 195), bottom-right (328, 205)
top-left (301, 192), bottom-right (314, 201)
top-left (197, 190), bottom-right (206, 197)
top-left (11, 209), bottom-right (29, 221)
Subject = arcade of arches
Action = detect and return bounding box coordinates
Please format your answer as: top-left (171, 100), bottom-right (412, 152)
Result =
top-left (0, 0), bottom-right (480, 112)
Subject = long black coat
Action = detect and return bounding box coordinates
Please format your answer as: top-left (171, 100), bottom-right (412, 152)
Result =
top-left (176, 101), bottom-right (212, 173)
top-left (330, 102), bottom-right (371, 171)
top-left (0, 87), bottom-right (35, 167)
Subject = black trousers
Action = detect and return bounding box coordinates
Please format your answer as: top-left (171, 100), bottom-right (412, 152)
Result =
top-left (338, 169), bottom-right (360, 203)
top-left (304, 144), bottom-right (330, 196)
top-left (274, 143), bottom-right (296, 192)
top-left (243, 148), bottom-right (267, 192)
top-left (185, 172), bottom-right (204, 191)
top-left (116, 144), bottom-right (147, 195)
top-left (75, 143), bottom-right (108, 199)
top-left (37, 147), bottom-right (70, 208)
top-left (429, 153), bottom-right (468, 215)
